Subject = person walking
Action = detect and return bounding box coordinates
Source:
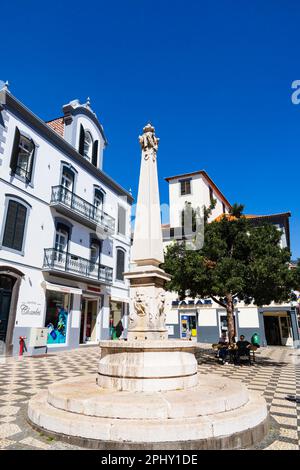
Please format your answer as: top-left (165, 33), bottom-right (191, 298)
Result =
top-left (186, 327), bottom-right (192, 341)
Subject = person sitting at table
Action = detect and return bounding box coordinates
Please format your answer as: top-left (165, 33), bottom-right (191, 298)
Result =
top-left (219, 332), bottom-right (227, 344)
top-left (218, 332), bottom-right (229, 364)
top-left (236, 335), bottom-right (251, 364)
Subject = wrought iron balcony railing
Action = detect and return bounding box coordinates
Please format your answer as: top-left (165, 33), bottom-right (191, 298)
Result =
top-left (50, 185), bottom-right (115, 232)
top-left (43, 248), bottom-right (113, 284)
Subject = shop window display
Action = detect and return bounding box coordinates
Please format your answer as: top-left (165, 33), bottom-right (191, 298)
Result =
top-left (45, 291), bottom-right (70, 344)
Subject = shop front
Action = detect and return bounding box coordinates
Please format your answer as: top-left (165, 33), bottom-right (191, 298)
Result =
top-left (80, 297), bottom-right (100, 344)
top-left (180, 313), bottom-right (197, 341)
top-left (0, 266), bottom-right (23, 356)
top-left (262, 311), bottom-right (293, 346)
top-left (45, 290), bottom-right (70, 345)
top-left (42, 281), bottom-right (82, 349)
top-left (0, 275), bottom-right (16, 345)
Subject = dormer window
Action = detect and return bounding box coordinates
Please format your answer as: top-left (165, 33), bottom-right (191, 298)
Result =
top-left (83, 130), bottom-right (93, 161)
top-left (79, 124), bottom-right (99, 167)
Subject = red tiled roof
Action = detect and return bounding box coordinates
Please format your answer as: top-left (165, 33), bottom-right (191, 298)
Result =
top-left (213, 212), bottom-right (291, 222)
top-left (46, 117), bottom-right (64, 137)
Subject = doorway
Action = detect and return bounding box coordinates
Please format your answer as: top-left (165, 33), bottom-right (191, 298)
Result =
top-left (263, 314), bottom-right (293, 346)
top-left (80, 299), bottom-right (98, 344)
top-left (263, 316), bottom-right (281, 345)
top-left (180, 313), bottom-right (197, 341)
top-left (0, 275), bottom-right (16, 344)
top-left (279, 316), bottom-right (293, 346)
top-left (219, 313), bottom-right (237, 340)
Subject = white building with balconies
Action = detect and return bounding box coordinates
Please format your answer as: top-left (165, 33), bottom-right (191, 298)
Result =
top-left (0, 85), bottom-right (133, 356)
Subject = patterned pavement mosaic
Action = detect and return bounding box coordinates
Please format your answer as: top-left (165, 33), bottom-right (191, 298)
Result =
top-left (0, 344), bottom-right (299, 450)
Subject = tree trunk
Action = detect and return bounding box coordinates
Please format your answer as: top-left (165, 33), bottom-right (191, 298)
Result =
top-left (226, 294), bottom-right (235, 345)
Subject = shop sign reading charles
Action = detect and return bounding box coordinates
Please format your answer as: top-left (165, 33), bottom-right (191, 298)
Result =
top-left (20, 301), bottom-right (42, 316)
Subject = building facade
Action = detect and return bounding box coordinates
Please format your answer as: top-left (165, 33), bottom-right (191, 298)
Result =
top-left (0, 86), bottom-right (133, 356)
top-left (162, 170), bottom-right (300, 347)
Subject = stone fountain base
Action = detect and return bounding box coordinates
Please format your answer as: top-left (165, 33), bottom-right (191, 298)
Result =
top-left (28, 340), bottom-right (268, 449)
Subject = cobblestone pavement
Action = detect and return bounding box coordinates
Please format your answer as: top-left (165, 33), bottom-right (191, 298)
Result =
top-left (0, 344), bottom-right (299, 450)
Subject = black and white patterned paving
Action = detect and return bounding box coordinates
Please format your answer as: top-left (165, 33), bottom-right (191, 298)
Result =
top-left (0, 344), bottom-right (299, 450)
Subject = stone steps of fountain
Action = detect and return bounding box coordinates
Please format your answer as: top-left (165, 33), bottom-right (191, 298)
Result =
top-left (28, 374), bottom-right (268, 447)
top-left (46, 374), bottom-right (249, 420)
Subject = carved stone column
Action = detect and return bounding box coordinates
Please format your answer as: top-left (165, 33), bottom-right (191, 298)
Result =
top-left (124, 124), bottom-right (171, 341)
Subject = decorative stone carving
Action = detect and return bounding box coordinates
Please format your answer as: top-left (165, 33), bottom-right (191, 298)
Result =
top-left (157, 291), bottom-right (166, 328)
top-left (129, 292), bottom-right (149, 328)
top-left (133, 292), bottom-right (147, 317)
top-left (139, 123), bottom-right (160, 161)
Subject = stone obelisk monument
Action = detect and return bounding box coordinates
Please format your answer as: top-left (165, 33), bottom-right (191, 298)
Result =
top-left (28, 124), bottom-right (268, 449)
top-left (96, 124), bottom-right (198, 392)
top-left (125, 123), bottom-right (170, 341)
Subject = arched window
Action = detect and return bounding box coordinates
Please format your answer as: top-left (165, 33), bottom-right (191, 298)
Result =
top-left (79, 125), bottom-right (98, 166)
top-left (2, 199), bottom-right (29, 253)
top-left (83, 130), bottom-right (93, 161)
top-left (116, 248), bottom-right (125, 281)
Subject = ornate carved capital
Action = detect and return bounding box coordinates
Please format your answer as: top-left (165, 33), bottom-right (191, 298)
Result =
top-left (139, 123), bottom-right (160, 161)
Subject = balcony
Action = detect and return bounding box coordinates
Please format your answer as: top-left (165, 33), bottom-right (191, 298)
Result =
top-left (50, 186), bottom-right (115, 233)
top-left (43, 248), bottom-right (113, 284)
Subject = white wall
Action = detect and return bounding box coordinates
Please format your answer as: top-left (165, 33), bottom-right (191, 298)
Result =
top-left (0, 98), bottom-right (132, 341)
top-left (237, 308), bottom-right (260, 328)
top-left (198, 308), bottom-right (217, 326)
top-left (0, 108), bottom-right (131, 275)
top-left (168, 173), bottom-right (228, 227)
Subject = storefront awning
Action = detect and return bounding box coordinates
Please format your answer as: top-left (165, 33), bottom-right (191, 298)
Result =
top-left (41, 281), bottom-right (82, 295)
top-left (110, 296), bottom-right (130, 303)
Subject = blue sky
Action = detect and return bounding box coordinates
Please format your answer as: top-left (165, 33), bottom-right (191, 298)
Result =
top-left (1, 0), bottom-right (300, 257)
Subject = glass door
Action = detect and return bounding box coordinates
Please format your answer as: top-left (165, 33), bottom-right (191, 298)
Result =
top-left (0, 275), bottom-right (15, 344)
top-left (93, 190), bottom-right (104, 222)
top-left (61, 168), bottom-right (74, 206)
top-left (80, 299), bottom-right (98, 343)
top-left (54, 228), bottom-right (68, 266)
top-left (279, 316), bottom-right (293, 346)
top-left (180, 314), bottom-right (197, 341)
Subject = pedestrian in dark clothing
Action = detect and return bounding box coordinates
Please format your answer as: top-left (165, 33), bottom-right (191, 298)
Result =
top-left (115, 320), bottom-right (124, 339)
top-left (236, 335), bottom-right (251, 364)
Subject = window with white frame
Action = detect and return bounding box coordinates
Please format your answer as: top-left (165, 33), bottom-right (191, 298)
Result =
top-left (90, 239), bottom-right (101, 264)
top-left (10, 128), bottom-right (35, 182)
top-left (94, 189), bottom-right (104, 212)
top-left (83, 130), bottom-right (93, 161)
top-left (118, 206), bottom-right (126, 236)
top-left (2, 199), bottom-right (29, 252)
top-left (116, 248), bottom-right (125, 281)
top-left (55, 226), bottom-right (69, 253)
top-left (180, 179), bottom-right (191, 196)
top-left (61, 167), bottom-right (74, 191)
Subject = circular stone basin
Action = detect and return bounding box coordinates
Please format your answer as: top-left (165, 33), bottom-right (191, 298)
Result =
top-left (47, 374), bottom-right (249, 420)
top-left (98, 340), bottom-right (198, 392)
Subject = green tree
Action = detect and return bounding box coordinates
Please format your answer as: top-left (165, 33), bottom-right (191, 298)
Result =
top-left (163, 203), bottom-right (300, 344)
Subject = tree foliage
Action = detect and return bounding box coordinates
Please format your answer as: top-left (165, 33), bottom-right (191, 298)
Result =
top-left (163, 204), bottom-right (300, 343)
